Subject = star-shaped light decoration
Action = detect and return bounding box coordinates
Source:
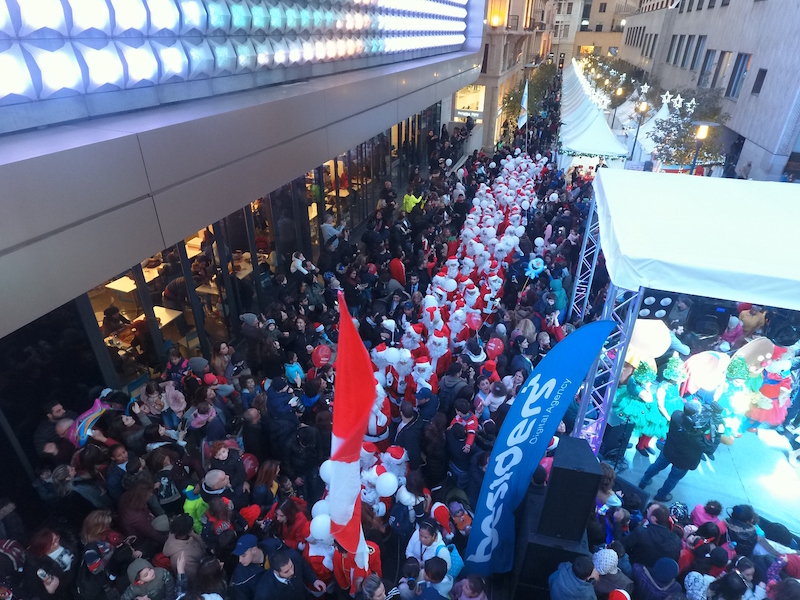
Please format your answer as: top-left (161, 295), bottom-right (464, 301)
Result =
top-left (661, 90), bottom-right (673, 105)
top-left (610, 69), bottom-right (617, 76)
top-left (685, 98), bottom-right (696, 114)
top-left (640, 83), bottom-right (650, 94)
top-left (672, 94), bottom-right (684, 109)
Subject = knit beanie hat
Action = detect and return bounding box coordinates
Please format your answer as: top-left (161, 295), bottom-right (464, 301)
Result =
top-left (188, 357), bottom-right (209, 373)
top-left (127, 558), bottom-right (153, 584)
top-left (784, 554), bottom-right (800, 578)
top-left (240, 505), bottom-right (262, 529)
top-left (240, 313), bottom-right (259, 326)
top-left (592, 548), bottom-right (619, 575)
top-left (650, 558), bottom-right (679, 585)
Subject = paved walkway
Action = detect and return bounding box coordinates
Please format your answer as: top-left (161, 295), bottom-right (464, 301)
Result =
top-left (617, 428), bottom-right (800, 534)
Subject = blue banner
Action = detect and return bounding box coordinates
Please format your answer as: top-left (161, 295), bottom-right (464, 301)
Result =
top-left (464, 320), bottom-right (614, 575)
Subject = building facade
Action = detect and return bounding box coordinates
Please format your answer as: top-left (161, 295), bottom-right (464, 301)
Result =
top-left (451, 0), bottom-right (555, 149)
top-left (0, 0), bottom-right (488, 510)
top-left (619, 0), bottom-right (800, 180)
top-left (552, 0), bottom-right (583, 65)
top-left (573, 0), bottom-right (638, 59)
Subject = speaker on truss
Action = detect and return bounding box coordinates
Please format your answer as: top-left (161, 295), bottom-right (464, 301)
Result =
top-left (637, 289), bottom-right (678, 320)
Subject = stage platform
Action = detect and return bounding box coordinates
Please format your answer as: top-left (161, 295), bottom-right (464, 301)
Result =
top-left (617, 428), bottom-right (800, 534)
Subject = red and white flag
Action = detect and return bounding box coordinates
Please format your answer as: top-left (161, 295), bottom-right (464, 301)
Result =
top-left (329, 291), bottom-right (375, 568)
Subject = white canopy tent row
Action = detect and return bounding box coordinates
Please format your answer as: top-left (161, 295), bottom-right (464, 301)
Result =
top-left (558, 60), bottom-right (628, 170)
top-left (626, 102), bottom-right (669, 163)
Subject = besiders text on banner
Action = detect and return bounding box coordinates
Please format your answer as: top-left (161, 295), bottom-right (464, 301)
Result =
top-left (464, 320), bottom-right (614, 575)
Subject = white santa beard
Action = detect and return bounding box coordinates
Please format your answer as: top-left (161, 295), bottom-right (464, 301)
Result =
top-left (428, 340), bottom-right (448, 360)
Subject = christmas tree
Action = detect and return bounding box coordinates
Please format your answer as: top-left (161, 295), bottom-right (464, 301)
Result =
top-left (633, 361), bottom-right (657, 384)
top-left (663, 352), bottom-right (688, 382)
top-left (727, 356), bottom-right (749, 380)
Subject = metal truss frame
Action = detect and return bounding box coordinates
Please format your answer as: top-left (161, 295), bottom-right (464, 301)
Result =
top-left (567, 198), bottom-right (600, 323)
top-left (571, 283), bottom-right (644, 452)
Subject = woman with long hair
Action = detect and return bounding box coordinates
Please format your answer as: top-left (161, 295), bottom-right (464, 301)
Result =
top-left (51, 464), bottom-right (111, 525)
top-left (271, 497), bottom-right (309, 551)
top-left (24, 528), bottom-right (78, 599)
top-left (211, 341), bottom-right (233, 383)
top-left (191, 555), bottom-right (228, 598)
top-left (252, 460), bottom-right (280, 508)
top-left (117, 480), bottom-right (168, 550)
top-left (80, 510), bottom-right (139, 586)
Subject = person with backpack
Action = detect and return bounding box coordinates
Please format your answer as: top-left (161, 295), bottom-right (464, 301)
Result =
top-left (405, 521), bottom-right (451, 571)
top-left (438, 364), bottom-right (468, 421)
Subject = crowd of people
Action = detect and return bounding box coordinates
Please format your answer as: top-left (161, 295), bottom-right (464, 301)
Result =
top-left (550, 469), bottom-right (800, 600)
top-left (1, 69), bottom-right (797, 600)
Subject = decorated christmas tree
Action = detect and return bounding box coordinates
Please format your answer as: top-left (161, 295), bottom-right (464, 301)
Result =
top-left (663, 352), bottom-right (688, 382)
top-left (727, 356), bottom-right (749, 381)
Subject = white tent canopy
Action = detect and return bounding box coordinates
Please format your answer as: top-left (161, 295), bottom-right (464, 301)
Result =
top-left (593, 169), bottom-right (800, 311)
top-left (560, 60), bottom-right (628, 159)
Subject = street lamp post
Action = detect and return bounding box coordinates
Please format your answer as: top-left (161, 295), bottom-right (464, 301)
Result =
top-left (611, 87), bottom-right (623, 129)
top-left (690, 124), bottom-right (709, 175)
top-left (629, 101), bottom-right (648, 160)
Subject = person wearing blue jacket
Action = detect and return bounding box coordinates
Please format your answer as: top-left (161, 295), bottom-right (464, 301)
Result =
top-left (549, 556), bottom-right (598, 600)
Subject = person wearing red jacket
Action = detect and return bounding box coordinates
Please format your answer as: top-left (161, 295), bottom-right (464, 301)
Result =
top-left (390, 252), bottom-right (407, 286)
top-left (332, 540), bottom-right (382, 596)
top-left (269, 498), bottom-right (310, 551)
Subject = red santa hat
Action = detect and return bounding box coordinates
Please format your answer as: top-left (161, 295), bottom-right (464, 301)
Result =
top-left (382, 445), bottom-right (408, 465)
top-left (411, 323), bottom-right (424, 336)
top-left (772, 346), bottom-right (788, 360)
top-left (548, 437), bottom-right (560, 452)
top-left (431, 502), bottom-right (452, 536)
top-left (373, 343), bottom-right (387, 354)
top-left (361, 442), bottom-right (379, 458)
top-left (314, 322), bottom-right (325, 333)
top-left (433, 329), bottom-right (447, 340)
top-left (415, 356), bottom-right (430, 367)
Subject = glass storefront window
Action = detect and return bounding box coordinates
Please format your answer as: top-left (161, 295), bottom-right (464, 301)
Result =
top-left (90, 269), bottom-right (157, 386)
top-left (455, 84), bottom-right (485, 123)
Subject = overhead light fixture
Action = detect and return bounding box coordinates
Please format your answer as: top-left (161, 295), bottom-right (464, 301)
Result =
top-left (208, 39), bottom-right (237, 74)
top-left (0, 45), bottom-right (36, 99)
top-left (178, 0), bottom-right (207, 33)
top-left (75, 43), bottom-right (124, 91)
top-left (148, 0), bottom-right (181, 33)
top-left (153, 41), bottom-right (189, 82)
top-left (68, 0), bottom-right (112, 35)
top-left (118, 42), bottom-right (159, 87)
top-left (228, 1), bottom-right (252, 32)
top-left (183, 39), bottom-right (215, 77)
top-left (109, 0), bottom-right (148, 34)
top-left (26, 44), bottom-right (83, 98)
top-left (234, 39), bottom-right (257, 71)
top-left (18, 0), bottom-right (68, 36)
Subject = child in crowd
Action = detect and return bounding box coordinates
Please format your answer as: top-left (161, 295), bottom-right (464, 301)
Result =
top-left (450, 398), bottom-right (478, 452)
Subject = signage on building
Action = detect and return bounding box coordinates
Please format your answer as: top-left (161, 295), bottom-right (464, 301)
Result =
top-left (456, 110), bottom-right (482, 119)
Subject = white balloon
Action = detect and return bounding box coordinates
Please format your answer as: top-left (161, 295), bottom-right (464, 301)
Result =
top-left (376, 472), bottom-right (399, 497)
top-left (489, 162), bottom-right (496, 169)
top-left (534, 237), bottom-right (545, 248)
top-left (309, 514), bottom-right (332, 541)
top-left (319, 460), bottom-right (333, 484)
top-left (445, 158), bottom-right (453, 167)
top-left (521, 200), bottom-right (530, 210)
top-left (312, 500), bottom-right (330, 518)
top-left (515, 225), bottom-right (526, 237)
top-left (472, 198), bottom-right (481, 207)
top-left (514, 148), bottom-right (521, 156)
top-left (536, 153), bottom-right (542, 160)
top-left (443, 279), bottom-right (457, 293)
top-left (549, 192), bottom-right (559, 202)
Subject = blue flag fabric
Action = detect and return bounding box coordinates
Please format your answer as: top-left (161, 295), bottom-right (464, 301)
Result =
top-left (517, 80), bottom-right (529, 130)
top-left (464, 320), bottom-right (614, 575)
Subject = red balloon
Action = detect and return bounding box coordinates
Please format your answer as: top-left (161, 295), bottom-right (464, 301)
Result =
top-left (242, 453), bottom-right (259, 480)
top-left (466, 312), bottom-right (483, 330)
top-left (486, 338), bottom-right (504, 360)
top-left (312, 345), bottom-right (333, 368)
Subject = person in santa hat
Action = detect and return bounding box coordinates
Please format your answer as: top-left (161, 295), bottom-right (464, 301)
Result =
top-left (402, 323), bottom-right (430, 361)
top-left (360, 441), bottom-right (380, 472)
top-left (405, 357), bottom-right (439, 404)
top-left (427, 329), bottom-right (453, 379)
top-left (429, 502), bottom-right (454, 542)
top-left (302, 519), bottom-right (335, 596)
top-left (364, 377), bottom-right (392, 451)
top-left (380, 445), bottom-right (410, 485)
top-left (360, 463), bottom-right (398, 518)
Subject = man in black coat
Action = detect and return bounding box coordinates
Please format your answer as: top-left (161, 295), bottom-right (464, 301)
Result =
top-left (623, 503), bottom-right (681, 568)
top-left (242, 409), bottom-right (271, 463)
top-left (393, 401), bottom-right (424, 470)
top-left (638, 404), bottom-right (705, 502)
top-left (253, 549), bottom-right (325, 600)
